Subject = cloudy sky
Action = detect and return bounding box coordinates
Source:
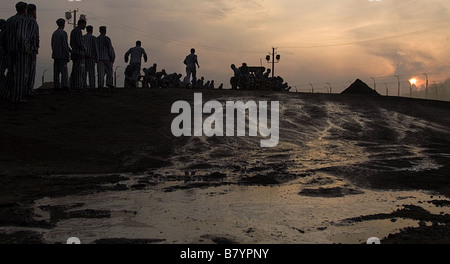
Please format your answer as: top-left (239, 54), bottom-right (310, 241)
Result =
top-left (1, 0), bottom-right (450, 93)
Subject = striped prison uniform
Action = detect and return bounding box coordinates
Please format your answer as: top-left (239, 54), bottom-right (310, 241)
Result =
top-left (97, 34), bottom-right (115, 88)
top-left (124, 46), bottom-right (147, 85)
top-left (70, 26), bottom-right (86, 89)
top-left (1, 13), bottom-right (33, 103)
top-left (51, 27), bottom-right (70, 89)
top-left (83, 32), bottom-right (98, 89)
top-left (25, 15), bottom-right (39, 94)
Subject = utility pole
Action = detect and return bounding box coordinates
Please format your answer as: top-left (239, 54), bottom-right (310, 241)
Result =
top-left (265, 47), bottom-right (281, 78)
top-left (394, 75), bottom-right (400, 97)
top-left (326, 83), bottom-right (332, 94)
top-left (423, 73), bottom-right (428, 99)
top-left (371, 77), bottom-right (376, 92)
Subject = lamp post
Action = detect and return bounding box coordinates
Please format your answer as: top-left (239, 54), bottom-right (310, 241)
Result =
top-left (432, 81), bottom-right (438, 100)
top-left (385, 83), bottom-right (388, 96)
top-left (326, 83), bottom-right (332, 94)
top-left (371, 77), bottom-right (376, 92)
top-left (408, 80), bottom-right (413, 98)
top-left (42, 69), bottom-right (47, 86)
top-left (265, 47), bottom-right (280, 78)
top-left (309, 83), bottom-right (314, 93)
top-left (423, 73), bottom-right (428, 99)
top-left (394, 75), bottom-right (400, 96)
top-left (114, 66), bottom-right (120, 88)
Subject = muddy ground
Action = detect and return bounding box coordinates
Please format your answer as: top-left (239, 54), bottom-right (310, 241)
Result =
top-left (1, 88), bottom-right (449, 244)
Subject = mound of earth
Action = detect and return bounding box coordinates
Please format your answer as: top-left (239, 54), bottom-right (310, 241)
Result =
top-left (341, 79), bottom-right (381, 96)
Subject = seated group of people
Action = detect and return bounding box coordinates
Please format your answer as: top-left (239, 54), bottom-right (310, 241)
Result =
top-left (128, 63), bottom-right (183, 89)
top-left (230, 63), bottom-right (291, 91)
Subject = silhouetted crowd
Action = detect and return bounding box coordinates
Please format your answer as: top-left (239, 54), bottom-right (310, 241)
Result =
top-left (230, 63), bottom-right (291, 92)
top-left (0, 2), bottom-right (290, 104)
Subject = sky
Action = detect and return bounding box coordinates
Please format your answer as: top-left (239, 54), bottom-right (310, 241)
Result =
top-left (1, 0), bottom-right (450, 94)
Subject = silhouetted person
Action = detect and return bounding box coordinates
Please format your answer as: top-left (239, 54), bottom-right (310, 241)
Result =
top-left (97, 26), bottom-right (115, 88)
top-left (0, 19), bottom-right (6, 90)
top-left (51, 18), bottom-right (70, 90)
top-left (124, 40), bottom-right (147, 87)
top-left (144, 63), bottom-right (157, 88)
top-left (83, 25), bottom-right (98, 89)
top-left (239, 63), bottom-right (250, 90)
top-left (70, 19), bottom-right (87, 89)
top-left (25, 4), bottom-right (39, 95)
top-left (263, 68), bottom-right (271, 79)
top-left (183, 48), bottom-right (199, 87)
top-left (1, 2), bottom-right (32, 103)
top-left (230, 64), bottom-right (240, 90)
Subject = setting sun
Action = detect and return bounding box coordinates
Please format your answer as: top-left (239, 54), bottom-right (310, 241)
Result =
top-left (409, 78), bottom-right (417, 85)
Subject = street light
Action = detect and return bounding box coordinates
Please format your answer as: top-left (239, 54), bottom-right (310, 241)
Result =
top-left (326, 83), bottom-right (332, 94)
top-left (371, 77), bottom-right (376, 92)
top-left (114, 66), bottom-right (121, 88)
top-left (265, 47), bottom-right (280, 78)
top-left (42, 69), bottom-right (47, 86)
top-left (423, 73), bottom-right (428, 99)
top-left (309, 83), bottom-right (314, 93)
top-left (432, 81), bottom-right (438, 100)
top-left (394, 75), bottom-right (400, 96)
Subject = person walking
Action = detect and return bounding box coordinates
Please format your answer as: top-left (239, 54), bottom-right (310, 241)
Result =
top-left (97, 26), bottom-right (115, 88)
top-left (124, 40), bottom-right (147, 87)
top-left (183, 48), bottom-right (199, 87)
top-left (69, 19), bottom-right (87, 90)
top-left (83, 25), bottom-right (97, 89)
top-left (51, 18), bottom-right (70, 90)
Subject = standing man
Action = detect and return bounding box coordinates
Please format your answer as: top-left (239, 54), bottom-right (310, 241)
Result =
top-left (1, 2), bottom-right (30, 103)
top-left (70, 19), bottom-right (87, 90)
top-left (83, 25), bottom-right (97, 89)
top-left (124, 40), bottom-right (147, 87)
top-left (25, 3), bottom-right (39, 94)
top-left (183, 48), bottom-right (199, 87)
top-left (97, 26), bottom-right (115, 89)
top-left (51, 18), bottom-right (70, 90)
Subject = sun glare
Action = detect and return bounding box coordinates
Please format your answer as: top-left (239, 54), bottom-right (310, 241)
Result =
top-left (409, 78), bottom-right (417, 85)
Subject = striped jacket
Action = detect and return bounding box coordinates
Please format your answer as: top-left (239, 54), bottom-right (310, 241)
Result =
top-left (97, 34), bottom-right (115, 62)
top-left (51, 28), bottom-right (70, 60)
top-left (83, 33), bottom-right (98, 60)
top-left (70, 27), bottom-right (86, 56)
top-left (4, 14), bottom-right (30, 53)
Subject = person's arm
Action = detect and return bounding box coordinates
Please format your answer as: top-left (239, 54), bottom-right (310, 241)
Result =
top-left (124, 48), bottom-right (131, 63)
top-left (143, 48), bottom-right (148, 63)
top-left (196, 55), bottom-right (200, 68)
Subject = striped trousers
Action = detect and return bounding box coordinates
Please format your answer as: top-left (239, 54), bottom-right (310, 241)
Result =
top-left (70, 58), bottom-right (85, 90)
top-left (98, 60), bottom-right (113, 88)
top-left (1, 52), bottom-right (30, 103)
top-left (85, 58), bottom-right (96, 89)
top-left (53, 59), bottom-right (69, 89)
top-left (26, 53), bottom-right (37, 93)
